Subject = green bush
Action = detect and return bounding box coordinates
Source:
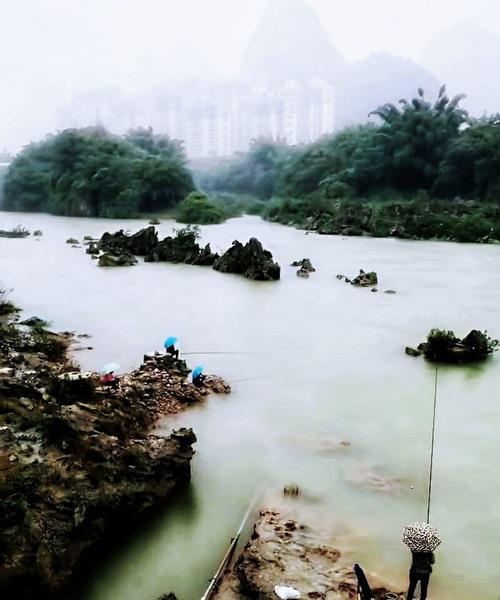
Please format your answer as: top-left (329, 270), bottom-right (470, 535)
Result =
top-left (176, 192), bottom-right (226, 224)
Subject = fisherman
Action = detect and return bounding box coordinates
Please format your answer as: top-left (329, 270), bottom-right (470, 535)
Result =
top-left (406, 551), bottom-right (434, 600)
top-left (193, 373), bottom-right (204, 388)
top-left (165, 342), bottom-right (179, 360)
top-left (101, 371), bottom-right (119, 389)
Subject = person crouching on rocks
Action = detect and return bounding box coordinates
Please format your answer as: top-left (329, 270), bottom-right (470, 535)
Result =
top-left (192, 372), bottom-right (205, 388)
top-left (407, 551), bottom-right (434, 600)
top-left (165, 343), bottom-right (179, 360)
top-left (101, 371), bottom-right (119, 389)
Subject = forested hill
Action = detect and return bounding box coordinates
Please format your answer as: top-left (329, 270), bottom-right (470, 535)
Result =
top-left (1, 127), bottom-right (194, 218)
top-left (196, 88), bottom-right (500, 243)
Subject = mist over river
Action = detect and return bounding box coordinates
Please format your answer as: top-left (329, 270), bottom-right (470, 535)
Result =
top-left (1, 212), bottom-right (499, 600)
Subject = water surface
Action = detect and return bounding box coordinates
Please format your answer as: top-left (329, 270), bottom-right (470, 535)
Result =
top-left (1, 212), bottom-right (499, 599)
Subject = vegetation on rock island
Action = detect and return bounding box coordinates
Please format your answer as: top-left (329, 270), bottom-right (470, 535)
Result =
top-left (406, 328), bottom-right (499, 363)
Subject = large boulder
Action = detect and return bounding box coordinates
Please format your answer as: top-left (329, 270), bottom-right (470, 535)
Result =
top-left (99, 226), bottom-right (158, 256)
top-left (146, 236), bottom-right (218, 265)
top-left (213, 238), bottom-right (280, 281)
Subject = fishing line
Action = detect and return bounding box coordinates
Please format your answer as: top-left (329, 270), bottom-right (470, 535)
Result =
top-left (426, 366), bottom-right (439, 524)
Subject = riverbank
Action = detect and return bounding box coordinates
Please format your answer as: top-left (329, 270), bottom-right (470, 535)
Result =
top-left (0, 306), bottom-right (229, 598)
top-left (257, 196), bottom-right (500, 244)
top-left (213, 504), bottom-right (403, 600)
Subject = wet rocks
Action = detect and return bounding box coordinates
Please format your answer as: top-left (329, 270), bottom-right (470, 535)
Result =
top-left (149, 218), bottom-right (161, 225)
top-left (405, 346), bottom-right (422, 357)
top-left (86, 242), bottom-right (99, 255)
top-left (66, 237), bottom-right (79, 244)
top-left (213, 238), bottom-right (280, 281)
top-left (0, 308), bottom-right (229, 598)
top-left (0, 226), bottom-right (30, 238)
top-left (351, 269), bottom-right (378, 287)
top-left (212, 509), bottom-right (400, 600)
top-left (20, 316), bottom-right (46, 327)
top-left (146, 234), bottom-right (218, 266)
top-left (291, 258), bottom-right (315, 272)
top-left (98, 253), bottom-right (138, 267)
top-left (337, 270), bottom-right (378, 288)
top-left (33, 230), bottom-right (43, 237)
top-left (100, 226), bottom-right (158, 256)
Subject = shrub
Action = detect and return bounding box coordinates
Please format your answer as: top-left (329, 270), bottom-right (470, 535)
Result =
top-left (176, 192), bottom-right (226, 224)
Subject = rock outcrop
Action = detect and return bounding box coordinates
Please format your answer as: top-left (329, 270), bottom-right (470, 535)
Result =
top-left (88, 227), bottom-right (279, 281)
top-left (146, 234), bottom-right (218, 266)
top-left (0, 309), bottom-right (229, 598)
top-left (213, 238), bottom-right (280, 281)
top-left (100, 226), bottom-right (158, 256)
top-left (410, 328), bottom-right (499, 364)
top-left (212, 509), bottom-right (400, 599)
top-left (351, 269), bottom-right (378, 287)
top-left (0, 227), bottom-right (30, 238)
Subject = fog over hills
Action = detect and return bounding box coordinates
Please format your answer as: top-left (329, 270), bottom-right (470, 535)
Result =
top-left (239, 0), bottom-right (346, 83)
top-left (421, 21), bottom-right (500, 115)
top-left (336, 53), bottom-right (440, 127)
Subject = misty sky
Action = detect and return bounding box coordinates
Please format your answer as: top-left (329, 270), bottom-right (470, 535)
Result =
top-left (2, 0), bottom-right (500, 150)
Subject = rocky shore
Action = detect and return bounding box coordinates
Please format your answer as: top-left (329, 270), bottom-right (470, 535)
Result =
top-left (0, 307), bottom-right (229, 598)
top-left (213, 507), bottom-right (401, 600)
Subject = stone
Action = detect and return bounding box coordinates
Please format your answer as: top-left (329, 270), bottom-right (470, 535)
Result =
top-left (33, 230), bottom-right (43, 236)
top-left (20, 316), bottom-right (46, 327)
top-left (86, 242), bottom-right (99, 255)
top-left (384, 290), bottom-right (397, 294)
top-left (149, 218), bottom-right (161, 225)
top-left (100, 226), bottom-right (158, 256)
top-left (66, 238), bottom-right (79, 244)
top-left (296, 268), bottom-right (310, 278)
top-left (405, 346), bottom-right (422, 357)
top-left (351, 269), bottom-right (378, 287)
top-left (98, 253), bottom-right (138, 267)
top-left (291, 258), bottom-right (315, 272)
top-left (213, 238), bottom-right (280, 281)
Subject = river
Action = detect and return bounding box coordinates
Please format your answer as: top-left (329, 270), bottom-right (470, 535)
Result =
top-left (1, 211), bottom-right (499, 599)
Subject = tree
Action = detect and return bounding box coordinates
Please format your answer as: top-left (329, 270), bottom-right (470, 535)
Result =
top-left (369, 86), bottom-right (469, 190)
top-left (433, 115), bottom-right (500, 200)
top-left (3, 127), bottom-right (195, 217)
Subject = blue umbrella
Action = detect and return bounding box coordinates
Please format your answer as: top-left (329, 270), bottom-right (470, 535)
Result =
top-left (192, 365), bottom-right (204, 380)
top-left (100, 362), bottom-right (120, 375)
top-left (164, 336), bottom-right (178, 348)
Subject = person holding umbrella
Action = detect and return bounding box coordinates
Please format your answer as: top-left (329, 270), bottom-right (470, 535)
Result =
top-left (403, 522), bottom-right (441, 600)
top-left (192, 365), bottom-right (204, 388)
top-left (100, 362), bottom-right (120, 389)
top-left (164, 336), bottom-right (179, 360)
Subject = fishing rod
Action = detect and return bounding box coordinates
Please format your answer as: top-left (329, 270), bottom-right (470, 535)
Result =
top-left (426, 366), bottom-right (439, 523)
top-left (181, 351), bottom-right (254, 356)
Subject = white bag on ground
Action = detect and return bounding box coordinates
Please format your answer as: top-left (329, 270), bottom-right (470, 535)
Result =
top-left (274, 585), bottom-right (301, 599)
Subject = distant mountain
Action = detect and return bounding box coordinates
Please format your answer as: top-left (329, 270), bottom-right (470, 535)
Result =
top-left (420, 22), bottom-right (500, 116)
top-left (239, 0), bottom-right (345, 83)
top-left (336, 53), bottom-right (440, 128)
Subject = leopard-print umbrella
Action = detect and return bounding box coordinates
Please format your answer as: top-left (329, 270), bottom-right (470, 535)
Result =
top-left (403, 521), bottom-right (441, 552)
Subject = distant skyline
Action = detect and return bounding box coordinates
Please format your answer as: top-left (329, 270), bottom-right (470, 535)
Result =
top-left (2, 0), bottom-right (500, 150)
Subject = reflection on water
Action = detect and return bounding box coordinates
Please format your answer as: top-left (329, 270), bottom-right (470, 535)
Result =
top-left (1, 212), bottom-right (500, 599)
